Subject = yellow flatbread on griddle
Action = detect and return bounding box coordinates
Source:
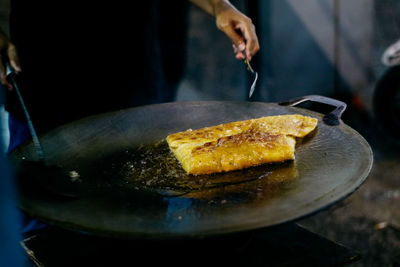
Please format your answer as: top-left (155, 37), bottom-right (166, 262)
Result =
top-left (166, 115), bottom-right (318, 175)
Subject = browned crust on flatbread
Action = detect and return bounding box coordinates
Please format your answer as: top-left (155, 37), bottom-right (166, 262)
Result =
top-left (166, 114), bottom-right (317, 175)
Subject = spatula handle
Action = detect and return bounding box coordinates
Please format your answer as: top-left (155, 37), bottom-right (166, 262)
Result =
top-left (6, 63), bottom-right (45, 160)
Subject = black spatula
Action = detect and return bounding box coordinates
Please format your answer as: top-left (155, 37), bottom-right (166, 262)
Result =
top-left (7, 63), bottom-right (81, 198)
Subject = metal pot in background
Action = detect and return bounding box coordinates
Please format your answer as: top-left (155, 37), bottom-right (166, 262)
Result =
top-left (373, 39), bottom-right (400, 143)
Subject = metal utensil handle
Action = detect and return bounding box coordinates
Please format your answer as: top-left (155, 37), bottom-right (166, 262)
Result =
top-left (7, 64), bottom-right (45, 160)
top-left (279, 95), bottom-right (347, 126)
top-left (244, 58), bottom-right (258, 98)
top-left (244, 59), bottom-right (255, 74)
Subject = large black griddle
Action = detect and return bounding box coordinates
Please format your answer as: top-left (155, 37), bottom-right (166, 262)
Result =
top-left (10, 95), bottom-right (373, 239)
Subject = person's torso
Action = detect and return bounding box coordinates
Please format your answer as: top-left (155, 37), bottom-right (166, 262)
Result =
top-left (7, 0), bottom-right (188, 128)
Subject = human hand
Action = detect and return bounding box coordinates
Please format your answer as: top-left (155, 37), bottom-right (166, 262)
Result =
top-left (214, 1), bottom-right (259, 61)
top-left (0, 30), bottom-right (21, 90)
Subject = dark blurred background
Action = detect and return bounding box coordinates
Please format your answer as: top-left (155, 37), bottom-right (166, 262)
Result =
top-left (176, 0), bottom-right (400, 147)
top-left (0, 0), bottom-right (398, 150)
top-left (177, 0), bottom-right (375, 103)
top-left (0, 0), bottom-right (399, 266)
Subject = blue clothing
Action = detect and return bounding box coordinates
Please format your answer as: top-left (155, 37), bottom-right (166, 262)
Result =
top-left (7, 115), bottom-right (49, 235)
top-left (8, 114), bottom-right (31, 152)
top-left (0, 104), bottom-right (23, 267)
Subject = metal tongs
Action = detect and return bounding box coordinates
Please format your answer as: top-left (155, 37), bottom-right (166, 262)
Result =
top-left (244, 56), bottom-right (258, 98)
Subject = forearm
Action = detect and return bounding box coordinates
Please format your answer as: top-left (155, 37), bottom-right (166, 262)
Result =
top-left (190, 0), bottom-right (259, 60)
top-left (189, 0), bottom-right (235, 17)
